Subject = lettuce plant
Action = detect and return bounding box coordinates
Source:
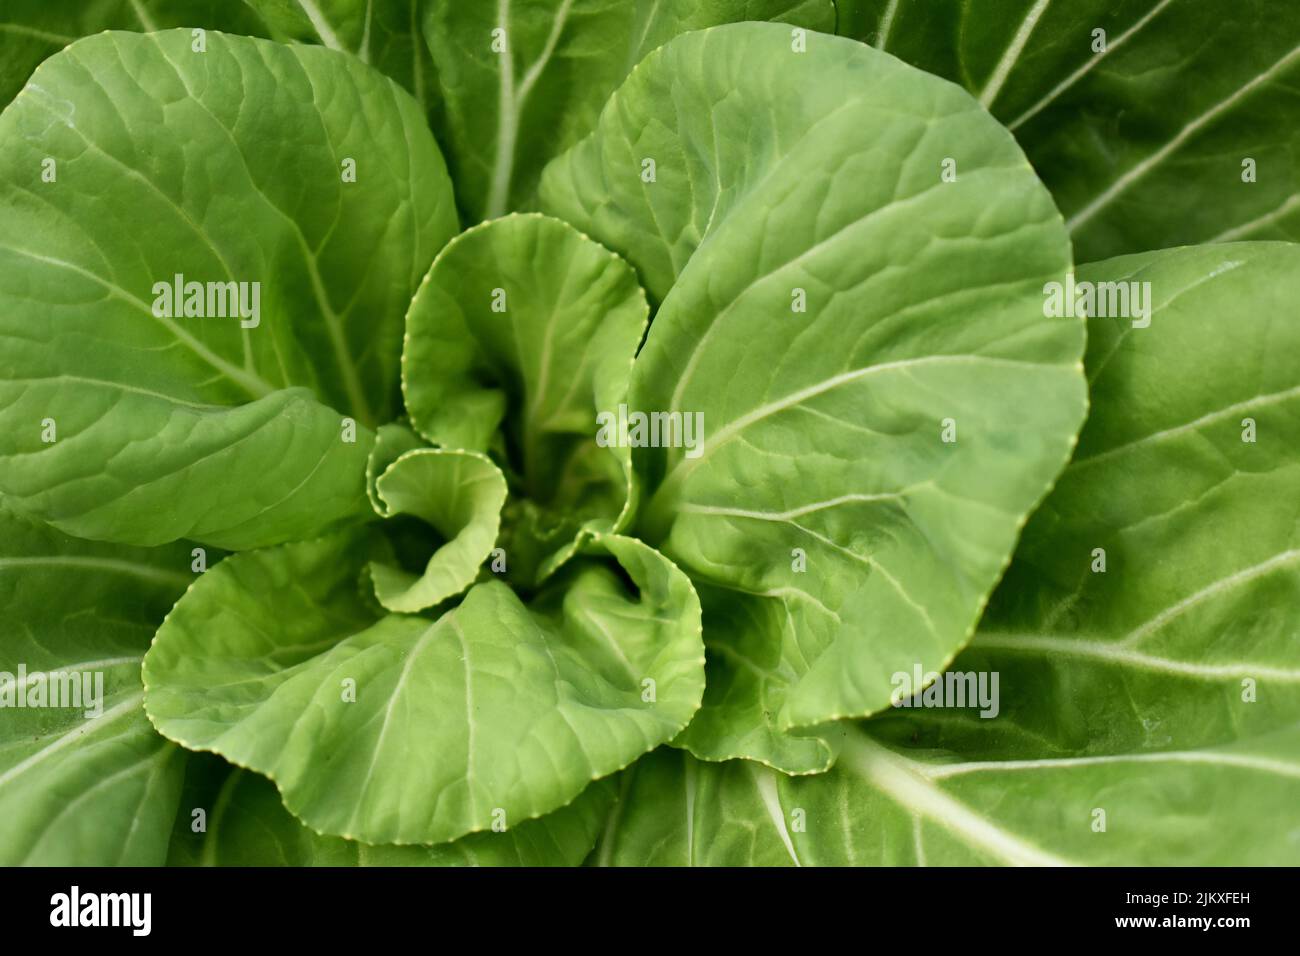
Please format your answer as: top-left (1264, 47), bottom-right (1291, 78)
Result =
top-left (0, 1), bottom-right (1296, 867)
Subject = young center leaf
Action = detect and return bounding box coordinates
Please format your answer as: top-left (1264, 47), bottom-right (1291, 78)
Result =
top-left (403, 213), bottom-right (649, 585)
top-left (598, 241), bottom-right (1300, 867)
top-left (0, 506), bottom-right (198, 866)
top-left (167, 754), bottom-right (615, 866)
top-left (541, 23), bottom-right (1087, 771)
top-left (422, 0), bottom-right (836, 220)
top-left (143, 526), bottom-right (704, 845)
top-left (836, 0), bottom-right (1300, 261)
top-left (364, 428), bottom-right (509, 613)
top-left (0, 29), bottom-right (458, 549)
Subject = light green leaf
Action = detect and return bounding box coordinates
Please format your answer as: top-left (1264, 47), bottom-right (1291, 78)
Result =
top-left (0, 0), bottom-right (274, 110)
top-left (167, 754), bottom-right (615, 866)
top-left (367, 446), bottom-right (508, 613)
top-left (0, 29), bottom-right (458, 549)
top-left (0, 506), bottom-right (196, 866)
top-left (602, 242), bottom-right (1300, 867)
top-left (952, 241), bottom-right (1300, 764)
top-left (836, 0), bottom-right (1300, 261)
top-left (144, 526), bottom-right (704, 845)
top-left (672, 584), bottom-right (839, 773)
top-left (404, 213), bottom-right (648, 584)
top-left (364, 419), bottom-right (429, 515)
top-left (423, 0), bottom-right (836, 221)
top-left (542, 23), bottom-right (1086, 769)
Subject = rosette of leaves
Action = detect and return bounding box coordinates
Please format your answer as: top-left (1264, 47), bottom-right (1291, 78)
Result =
top-left (0, 21), bottom-right (1081, 858)
top-left (1, 10), bottom-right (1294, 868)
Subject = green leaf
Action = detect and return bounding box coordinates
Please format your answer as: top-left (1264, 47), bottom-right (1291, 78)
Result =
top-left (602, 242), bottom-right (1300, 867)
top-left (366, 445), bottom-right (509, 613)
top-left (404, 213), bottom-right (648, 584)
top-left (952, 241), bottom-right (1300, 768)
top-left (423, 0), bottom-right (836, 221)
top-left (245, 0), bottom-right (436, 114)
top-left (672, 584), bottom-right (839, 773)
top-left (0, 506), bottom-right (196, 866)
top-left (0, 0), bottom-right (274, 110)
top-left (144, 526), bottom-right (704, 845)
top-left (167, 754), bottom-right (615, 866)
top-left (0, 29), bottom-right (458, 549)
top-left (835, 0), bottom-right (1300, 261)
top-left (600, 725), bottom-right (1300, 865)
top-left (542, 23), bottom-right (1086, 770)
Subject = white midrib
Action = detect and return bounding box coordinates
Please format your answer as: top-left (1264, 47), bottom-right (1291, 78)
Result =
top-left (975, 632), bottom-right (1300, 683)
top-left (1068, 40), bottom-right (1300, 233)
top-left (128, 0), bottom-right (159, 32)
top-left (1209, 194), bottom-right (1300, 243)
top-left (842, 731), bottom-right (1075, 866)
top-left (751, 765), bottom-right (801, 866)
top-left (0, 693), bottom-right (143, 790)
top-left (1118, 549), bottom-right (1300, 647)
top-left (979, 0), bottom-right (1051, 109)
top-left (1071, 383), bottom-right (1300, 469)
top-left (486, 0), bottom-right (574, 218)
top-left (2, 656), bottom-right (142, 691)
top-left (1008, 0), bottom-right (1175, 130)
top-left (347, 621), bottom-right (440, 832)
top-left (646, 353), bottom-right (1035, 529)
top-left (663, 166), bottom-right (961, 417)
top-left (927, 750), bottom-right (1300, 782)
top-left (451, 618), bottom-right (478, 806)
top-left (143, 42), bottom-right (374, 423)
top-left (296, 0), bottom-right (345, 51)
top-left (0, 23), bottom-right (76, 44)
top-left (360, 0), bottom-right (375, 64)
top-left (874, 0), bottom-right (901, 51)
top-left (0, 245), bottom-right (273, 400)
top-left (0, 556), bottom-right (191, 589)
top-left (677, 491), bottom-right (905, 522)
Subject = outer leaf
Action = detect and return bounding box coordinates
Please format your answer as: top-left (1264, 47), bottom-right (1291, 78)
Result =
top-left (167, 754), bottom-right (615, 866)
top-left (0, 506), bottom-right (195, 866)
top-left (366, 446), bottom-right (508, 613)
top-left (0, 30), bottom-right (458, 548)
top-left (423, 0), bottom-right (836, 220)
top-left (0, 0), bottom-right (273, 109)
top-left (836, 0), bottom-right (1300, 261)
top-left (404, 213), bottom-right (648, 584)
top-left (955, 242), bottom-right (1300, 766)
top-left (144, 526), bottom-right (704, 845)
top-left (542, 24), bottom-right (1085, 770)
top-left (599, 726), bottom-right (1300, 865)
top-left (603, 242), bottom-right (1300, 867)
